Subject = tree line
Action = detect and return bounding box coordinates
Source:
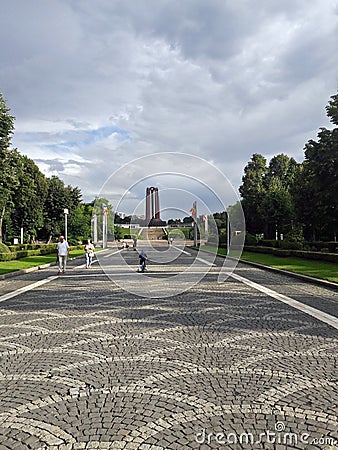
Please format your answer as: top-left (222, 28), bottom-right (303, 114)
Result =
top-left (239, 91), bottom-right (338, 242)
top-left (0, 91), bottom-right (93, 244)
top-left (1, 89), bottom-right (337, 245)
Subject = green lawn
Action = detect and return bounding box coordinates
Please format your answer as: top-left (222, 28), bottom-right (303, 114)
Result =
top-left (198, 245), bottom-right (338, 283)
top-left (0, 249), bottom-right (91, 275)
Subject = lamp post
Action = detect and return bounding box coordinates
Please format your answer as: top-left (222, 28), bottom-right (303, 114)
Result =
top-left (92, 214), bottom-right (98, 244)
top-left (275, 222), bottom-right (278, 241)
top-left (64, 208), bottom-right (69, 241)
top-left (226, 210), bottom-right (230, 256)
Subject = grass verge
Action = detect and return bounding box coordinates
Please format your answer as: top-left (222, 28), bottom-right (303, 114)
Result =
top-left (199, 245), bottom-right (338, 283)
top-left (0, 249), bottom-right (101, 275)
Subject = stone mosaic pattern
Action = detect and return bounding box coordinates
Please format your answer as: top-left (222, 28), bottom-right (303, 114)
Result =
top-left (0, 249), bottom-right (337, 449)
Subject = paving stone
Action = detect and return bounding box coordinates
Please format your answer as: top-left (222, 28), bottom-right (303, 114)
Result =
top-left (0, 249), bottom-right (336, 448)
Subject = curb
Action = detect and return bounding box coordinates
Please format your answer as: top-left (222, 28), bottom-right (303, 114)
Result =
top-left (0, 248), bottom-right (111, 281)
top-left (237, 258), bottom-right (338, 291)
top-left (188, 246), bottom-right (338, 291)
top-left (0, 256), bottom-right (81, 281)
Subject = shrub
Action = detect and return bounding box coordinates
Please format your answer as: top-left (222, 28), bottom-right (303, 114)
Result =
top-left (245, 233), bottom-right (258, 246)
top-left (0, 252), bottom-right (16, 261)
top-left (279, 240), bottom-right (303, 250)
top-left (258, 240), bottom-right (278, 248)
top-left (8, 243), bottom-right (55, 252)
top-left (0, 245), bottom-right (83, 262)
top-left (244, 246), bottom-right (338, 263)
top-left (303, 241), bottom-right (338, 253)
top-left (219, 234), bottom-right (227, 244)
top-left (0, 243), bottom-right (10, 253)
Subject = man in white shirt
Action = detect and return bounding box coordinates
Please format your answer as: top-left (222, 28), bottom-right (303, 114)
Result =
top-left (57, 235), bottom-right (69, 274)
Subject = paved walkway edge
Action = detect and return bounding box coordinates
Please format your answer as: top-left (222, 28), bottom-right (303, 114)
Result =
top-left (0, 256), bottom-right (81, 280)
top-left (0, 248), bottom-right (113, 281)
top-left (189, 246), bottom-right (338, 291)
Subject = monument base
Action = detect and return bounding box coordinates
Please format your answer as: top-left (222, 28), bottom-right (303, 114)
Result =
top-left (148, 219), bottom-right (166, 227)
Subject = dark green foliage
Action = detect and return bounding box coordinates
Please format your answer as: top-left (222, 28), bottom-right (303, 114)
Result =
top-left (0, 242), bottom-right (10, 253)
top-left (0, 244), bottom-right (83, 261)
top-left (245, 233), bottom-right (258, 246)
top-left (0, 90), bottom-right (92, 245)
top-left (0, 92), bottom-right (14, 152)
top-left (113, 226), bottom-right (123, 240)
top-left (42, 176), bottom-right (82, 242)
top-left (67, 204), bottom-right (91, 244)
top-left (326, 91), bottom-right (338, 125)
top-left (240, 90), bottom-right (338, 242)
top-left (245, 246), bottom-right (338, 263)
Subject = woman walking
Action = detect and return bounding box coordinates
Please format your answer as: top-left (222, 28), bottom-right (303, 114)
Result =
top-left (84, 239), bottom-right (95, 268)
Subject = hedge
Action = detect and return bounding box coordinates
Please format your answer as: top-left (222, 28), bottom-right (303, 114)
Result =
top-left (0, 245), bottom-right (83, 262)
top-left (304, 241), bottom-right (338, 253)
top-left (244, 246), bottom-right (338, 264)
top-left (8, 243), bottom-right (56, 252)
top-left (257, 240), bottom-right (338, 253)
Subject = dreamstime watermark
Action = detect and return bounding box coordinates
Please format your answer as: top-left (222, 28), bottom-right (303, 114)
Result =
top-left (195, 422), bottom-right (337, 447)
top-left (94, 153), bottom-right (245, 298)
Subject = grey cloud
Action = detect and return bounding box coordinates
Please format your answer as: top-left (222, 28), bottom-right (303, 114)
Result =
top-left (0, 0), bottom-right (337, 208)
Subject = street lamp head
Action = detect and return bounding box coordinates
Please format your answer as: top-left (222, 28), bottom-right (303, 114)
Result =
top-left (64, 208), bottom-right (69, 215)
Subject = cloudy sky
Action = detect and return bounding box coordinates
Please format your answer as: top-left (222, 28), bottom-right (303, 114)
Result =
top-left (0, 0), bottom-right (337, 214)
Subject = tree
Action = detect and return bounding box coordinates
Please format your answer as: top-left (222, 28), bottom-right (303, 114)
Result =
top-left (0, 91), bottom-right (14, 152)
top-left (326, 91), bottom-right (338, 125)
top-left (92, 197), bottom-right (115, 240)
top-left (295, 91), bottom-right (338, 241)
top-left (239, 153), bottom-right (267, 235)
top-left (240, 153), bottom-right (302, 239)
top-left (0, 92), bottom-right (17, 242)
top-left (67, 204), bottom-right (92, 244)
top-left (183, 216), bottom-right (193, 224)
top-left (261, 176), bottom-right (295, 238)
top-left (262, 154), bottom-right (300, 238)
top-left (10, 153), bottom-right (48, 242)
top-left (227, 201), bottom-right (245, 232)
top-left (302, 128), bottom-right (338, 240)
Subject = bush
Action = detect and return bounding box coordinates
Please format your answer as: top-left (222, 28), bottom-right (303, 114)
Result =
top-left (0, 252), bottom-right (16, 261)
top-left (8, 243), bottom-right (55, 252)
top-left (245, 233), bottom-right (258, 246)
top-left (245, 246), bottom-right (338, 263)
top-left (0, 244), bottom-right (83, 262)
top-left (219, 234), bottom-right (227, 244)
top-left (0, 247), bottom-right (56, 261)
top-left (279, 240), bottom-right (303, 250)
top-left (258, 240), bottom-right (278, 248)
top-left (0, 243), bottom-right (11, 253)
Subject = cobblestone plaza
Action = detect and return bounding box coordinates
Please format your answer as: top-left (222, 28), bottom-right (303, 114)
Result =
top-left (0, 246), bottom-right (337, 449)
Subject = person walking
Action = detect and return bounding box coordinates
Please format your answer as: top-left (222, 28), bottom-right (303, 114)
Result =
top-left (57, 235), bottom-right (69, 274)
top-left (84, 239), bottom-right (95, 268)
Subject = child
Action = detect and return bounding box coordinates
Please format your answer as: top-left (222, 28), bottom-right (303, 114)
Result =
top-left (138, 250), bottom-right (147, 272)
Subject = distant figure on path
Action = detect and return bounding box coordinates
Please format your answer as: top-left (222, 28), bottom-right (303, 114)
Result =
top-left (84, 239), bottom-right (95, 268)
top-left (132, 236), bottom-right (137, 250)
top-left (57, 236), bottom-right (69, 274)
top-left (138, 250), bottom-right (148, 272)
